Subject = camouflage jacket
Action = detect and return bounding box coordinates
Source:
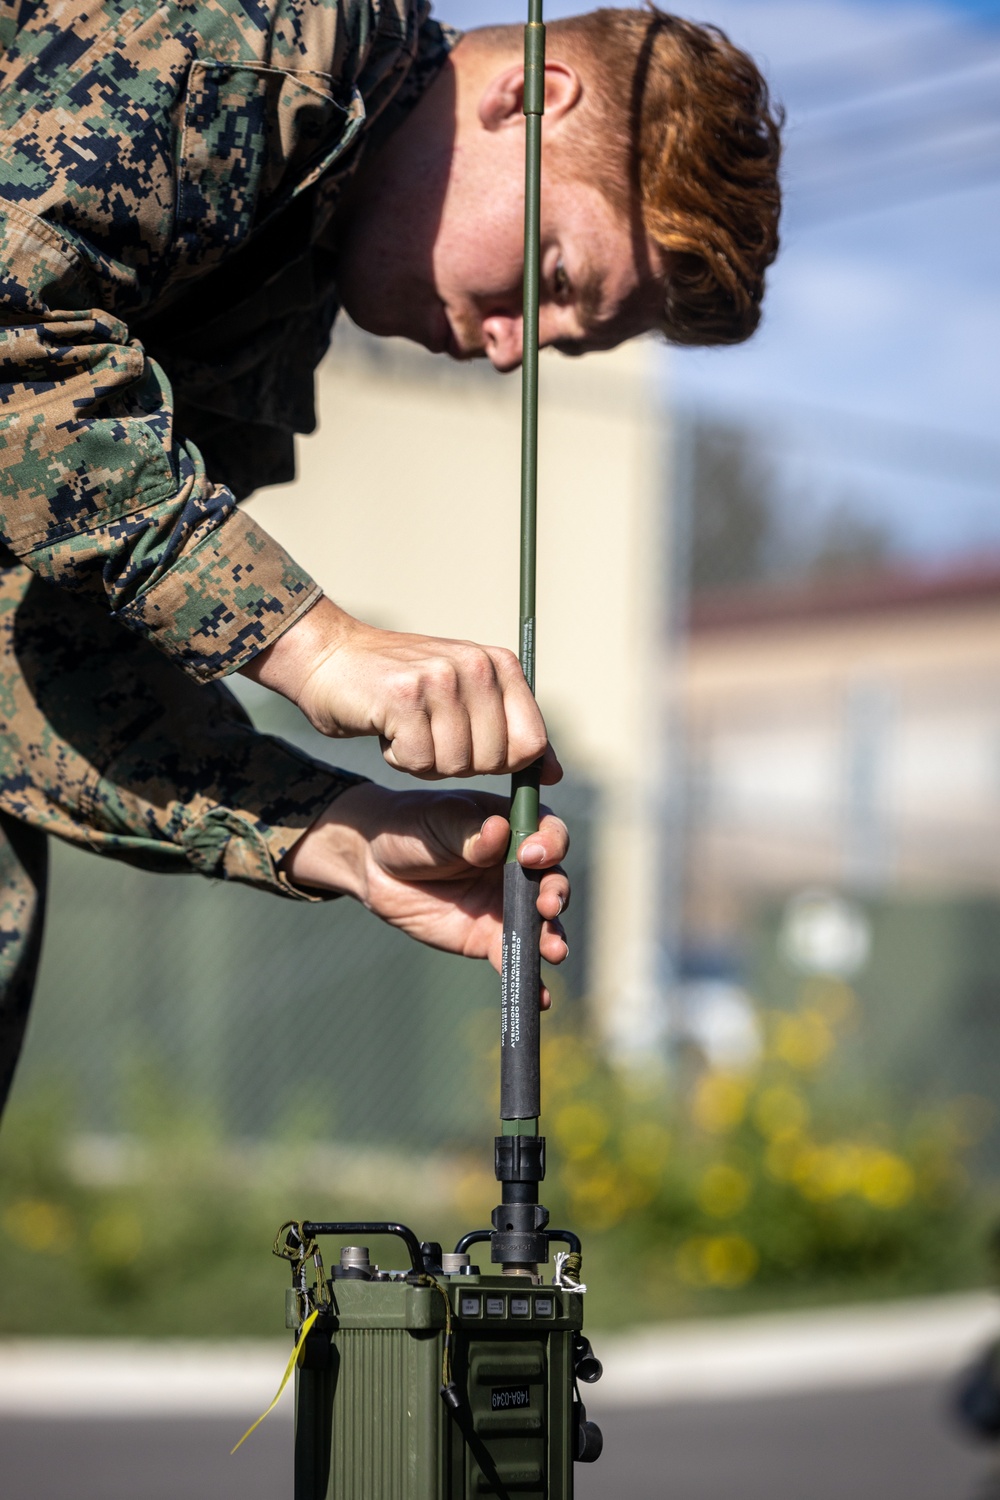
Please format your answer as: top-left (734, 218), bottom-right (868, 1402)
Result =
top-left (0, 0), bottom-right (456, 679)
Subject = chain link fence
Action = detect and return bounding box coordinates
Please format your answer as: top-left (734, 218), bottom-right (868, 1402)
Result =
top-left (14, 682), bottom-right (595, 1151)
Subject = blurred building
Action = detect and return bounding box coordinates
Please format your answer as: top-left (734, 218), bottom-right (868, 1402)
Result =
top-left (682, 559), bottom-right (1000, 946)
top-left (676, 561), bottom-right (1000, 1153)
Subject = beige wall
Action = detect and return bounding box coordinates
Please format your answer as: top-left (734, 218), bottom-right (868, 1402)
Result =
top-left (245, 324), bottom-right (674, 1051)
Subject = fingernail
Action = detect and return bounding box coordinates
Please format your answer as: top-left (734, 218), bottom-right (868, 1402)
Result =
top-left (520, 843), bottom-right (544, 865)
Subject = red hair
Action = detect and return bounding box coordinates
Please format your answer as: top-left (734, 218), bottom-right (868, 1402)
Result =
top-left (483, 8), bottom-right (784, 346)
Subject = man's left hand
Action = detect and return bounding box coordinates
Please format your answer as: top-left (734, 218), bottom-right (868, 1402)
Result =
top-left (281, 783), bottom-right (569, 1006)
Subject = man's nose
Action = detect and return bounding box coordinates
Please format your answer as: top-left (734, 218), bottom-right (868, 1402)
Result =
top-left (483, 314), bottom-right (524, 373)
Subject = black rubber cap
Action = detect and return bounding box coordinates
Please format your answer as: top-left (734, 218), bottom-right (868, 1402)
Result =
top-left (574, 1336), bottom-right (603, 1384)
top-left (956, 1347), bottom-right (1000, 1439)
top-left (577, 1419), bottom-right (604, 1463)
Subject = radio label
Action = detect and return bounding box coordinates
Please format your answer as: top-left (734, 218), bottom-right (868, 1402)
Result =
top-left (491, 1385), bottom-right (532, 1411)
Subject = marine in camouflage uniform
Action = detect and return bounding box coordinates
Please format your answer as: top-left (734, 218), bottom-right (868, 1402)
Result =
top-left (0, 0), bottom-right (459, 1109)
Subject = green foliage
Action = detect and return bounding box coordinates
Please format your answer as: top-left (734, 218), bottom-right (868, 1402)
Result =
top-left (0, 1084), bottom-right (344, 1337)
top-left (0, 978), bottom-right (993, 1338)
top-left (455, 977), bottom-right (994, 1326)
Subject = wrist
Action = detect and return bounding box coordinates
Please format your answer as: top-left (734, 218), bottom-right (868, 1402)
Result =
top-left (238, 594), bottom-right (353, 720)
top-left (278, 781), bottom-right (389, 900)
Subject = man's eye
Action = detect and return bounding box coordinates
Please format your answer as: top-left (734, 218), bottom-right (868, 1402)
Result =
top-left (553, 260), bottom-right (571, 299)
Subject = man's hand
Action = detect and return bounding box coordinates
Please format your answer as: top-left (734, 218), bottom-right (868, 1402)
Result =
top-left (242, 597), bottom-right (562, 783)
top-left (281, 783), bottom-right (569, 1006)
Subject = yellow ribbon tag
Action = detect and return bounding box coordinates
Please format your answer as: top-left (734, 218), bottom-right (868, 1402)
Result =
top-left (231, 1308), bottom-right (321, 1455)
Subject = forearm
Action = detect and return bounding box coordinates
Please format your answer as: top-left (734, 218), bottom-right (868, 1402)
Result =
top-left (0, 299), bottom-right (320, 680)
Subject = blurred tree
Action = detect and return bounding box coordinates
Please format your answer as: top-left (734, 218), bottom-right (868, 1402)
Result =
top-left (690, 420), bottom-right (893, 594)
top-left (690, 420), bottom-right (778, 591)
top-left (808, 501), bottom-right (894, 580)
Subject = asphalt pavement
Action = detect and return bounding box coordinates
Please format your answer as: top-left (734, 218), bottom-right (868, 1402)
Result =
top-left (0, 1376), bottom-right (996, 1500)
top-left (578, 1378), bottom-right (996, 1500)
top-left (2, 1293), bottom-right (999, 1499)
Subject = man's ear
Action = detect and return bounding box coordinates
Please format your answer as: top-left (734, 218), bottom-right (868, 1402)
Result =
top-left (479, 60), bottom-right (582, 131)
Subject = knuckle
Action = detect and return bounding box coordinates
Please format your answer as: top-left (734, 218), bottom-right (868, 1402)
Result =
top-left (444, 757), bottom-right (473, 779)
top-left (439, 741), bottom-right (474, 777)
top-left (389, 671), bottom-right (426, 711)
top-left (494, 646), bottom-right (521, 675)
top-left (399, 753), bottom-right (438, 776)
top-left (462, 647), bottom-right (499, 691)
top-left (477, 731), bottom-right (509, 776)
top-left (520, 726), bottom-right (548, 761)
top-left (384, 732), bottom-right (436, 776)
top-left (424, 658), bottom-right (461, 696)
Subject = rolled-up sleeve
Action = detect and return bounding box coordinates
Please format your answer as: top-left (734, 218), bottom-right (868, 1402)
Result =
top-left (0, 205), bottom-right (323, 682)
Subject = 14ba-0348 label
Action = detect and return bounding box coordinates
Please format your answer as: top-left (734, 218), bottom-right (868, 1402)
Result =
top-left (491, 1385), bottom-right (532, 1411)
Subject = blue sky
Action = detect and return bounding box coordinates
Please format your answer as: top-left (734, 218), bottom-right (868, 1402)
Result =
top-left (440, 0), bottom-right (1000, 563)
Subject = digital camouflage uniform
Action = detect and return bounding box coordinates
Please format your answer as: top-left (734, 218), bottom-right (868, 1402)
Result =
top-left (0, 0), bottom-right (459, 1108)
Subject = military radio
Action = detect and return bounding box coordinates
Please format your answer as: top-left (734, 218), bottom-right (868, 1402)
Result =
top-left (273, 3), bottom-right (604, 1494)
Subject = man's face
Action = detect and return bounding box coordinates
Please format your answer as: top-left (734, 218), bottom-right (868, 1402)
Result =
top-left (429, 171), bottom-right (664, 372)
top-left (336, 72), bottom-right (663, 371)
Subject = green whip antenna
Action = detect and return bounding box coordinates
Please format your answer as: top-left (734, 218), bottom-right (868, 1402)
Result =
top-left (493, 0), bottom-right (548, 1270)
top-left (502, 0), bottom-right (544, 1126)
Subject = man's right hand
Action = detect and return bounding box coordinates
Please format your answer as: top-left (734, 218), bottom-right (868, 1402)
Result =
top-left (240, 596), bottom-right (562, 783)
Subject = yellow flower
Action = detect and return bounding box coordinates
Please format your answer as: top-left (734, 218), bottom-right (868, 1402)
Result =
top-left (541, 1035), bottom-right (594, 1095)
top-left (770, 1010), bottom-right (834, 1071)
top-left (89, 1209), bottom-right (143, 1267)
top-left (697, 1163), bottom-right (752, 1218)
top-left (553, 1101), bottom-right (610, 1161)
top-left (703, 1234), bottom-right (759, 1288)
top-left (675, 1235), bottom-right (710, 1287)
top-left (858, 1150), bottom-right (915, 1210)
top-left (753, 1084), bottom-right (810, 1140)
top-left (676, 1234), bottom-right (759, 1289)
top-left (620, 1122), bottom-right (671, 1180)
top-left (451, 1164), bottom-right (494, 1222)
top-left (691, 1073), bottom-right (748, 1134)
top-left (622, 1070), bottom-right (667, 1107)
top-left (624, 1176), bottom-right (658, 1210)
top-left (765, 1134), bottom-right (804, 1180)
top-left (3, 1198), bottom-right (74, 1253)
top-left (570, 1164), bottom-right (630, 1230)
top-left (793, 1143), bottom-right (861, 1201)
